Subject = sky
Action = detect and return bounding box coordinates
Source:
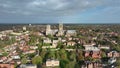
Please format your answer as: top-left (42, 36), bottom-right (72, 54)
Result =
top-left (0, 0), bottom-right (120, 24)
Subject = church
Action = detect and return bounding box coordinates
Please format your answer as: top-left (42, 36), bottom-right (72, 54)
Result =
top-left (45, 23), bottom-right (76, 37)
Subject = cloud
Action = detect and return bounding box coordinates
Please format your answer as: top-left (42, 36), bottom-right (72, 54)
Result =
top-left (0, 0), bottom-right (120, 23)
top-left (0, 0), bottom-right (117, 16)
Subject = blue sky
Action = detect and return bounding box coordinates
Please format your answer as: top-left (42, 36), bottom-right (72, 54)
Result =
top-left (0, 0), bottom-right (120, 24)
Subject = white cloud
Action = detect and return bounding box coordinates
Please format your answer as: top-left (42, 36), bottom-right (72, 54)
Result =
top-left (0, 0), bottom-right (119, 16)
top-left (0, 0), bottom-right (120, 23)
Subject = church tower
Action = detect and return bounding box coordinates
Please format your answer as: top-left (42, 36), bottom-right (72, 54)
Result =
top-left (59, 23), bottom-right (63, 31)
top-left (46, 25), bottom-right (51, 35)
top-left (23, 26), bottom-right (26, 31)
top-left (58, 23), bottom-right (64, 36)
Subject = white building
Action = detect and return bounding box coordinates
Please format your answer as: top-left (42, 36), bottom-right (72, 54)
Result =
top-left (66, 30), bottom-right (77, 37)
top-left (46, 59), bottom-right (59, 67)
top-left (67, 41), bottom-right (76, 46)
top-left (108, 58), bottom-right (116, 64)
top-left (43, 38), bottom-right (52, 43)
top-left (11, 55), bottom-right (20, 60)
top-left (23, 26), bottom-right (27, 31)
top-left (20, 64), bottom-right (37, 68)
top-left (85, 46), bottom-right (100, 51)
top-left (46, 25), bottom-right (52, 35)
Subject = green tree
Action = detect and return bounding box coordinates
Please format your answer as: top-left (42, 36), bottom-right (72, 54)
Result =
top-left (46, 51), bottom-right (55, 59)
top-left (59, 49), bottom-right (67, 60)
top-left (77, 51), bottom-right (84, 61)
top-left (101, 51), bottom-right (106, 58)
top-left (21, 57), bottom-right (28, 64)
top-left (28, 35), bottom-right (38, 45)
top-left (68, 51), bottom-right (76, 61)
top-left (2, 52), bottom-right (8, 56)
top-left (57, 41), bottom-right (63, 49)
top-left (32, 56), bottom-right (42, 65)
top-left (47, 34), bottom-right (54, 40)
top-left (55, 51), bottom-right (60, 59)
top-left (40, 49), bottom-right (47, 62)
top-left (116, 58), bottom-right (120, 68)
top-left (85, 56), bottom-right (95, 61)
top-left (60, 59), bottom-right (69, 68)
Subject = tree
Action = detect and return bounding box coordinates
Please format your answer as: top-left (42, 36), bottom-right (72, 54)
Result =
top-left (57, 41), bottom-right (63, 49)
top-left (46, 51), bottom-right (55, 59)
top-left (116, 58), bottom-right (120, 68)
top-left (77, 51), bottom-right (84, 61)
top-left (55, 51), bottom-right (60, 59)
top-left (85, 56), bottom-right (95, 61)
top-left (47, 34), bottom-right (54, 40)
top-left (21, 57), bottom-right (28, 64)
top-left (40, 49), bottom-right (47, 62)
top-left (28, 35), bottom-right (38, 45)
top-left (59, 49), bottom-right (67, 60)
top-left (101, 51), bottom-right (106, 58)
top-left (32, 56), bottom-right (42, 65)
top-left (60, 59), bottom-right (69, 68)
top-left (65, 61), bottom-right (76, 68)
top-left (68, 51), bottom-right (76, 61)
top-left (2, 52), bottom-right (8, 56)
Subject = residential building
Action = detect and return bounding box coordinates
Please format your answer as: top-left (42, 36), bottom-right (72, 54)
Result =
top-left (19, 64), bottom-right (37, 68)
top-left (0, 64), bottom-right (14, 68)
top-left (66, 41), bottom-right (76, 46)
top-left (66, 30), bottom-right (77, 37)
top-left (107, 51), bottom-right (120, 58)
top-left (81, 61), bottom-right (102, 68)
top-left (85, 46), bottom-right (100, 51)
top-left (46, 59), bottom-right (59, 67)
top-left (84, 51), bottom-right (101, 59)
top-left (108, 58), bottom-right (116, 64)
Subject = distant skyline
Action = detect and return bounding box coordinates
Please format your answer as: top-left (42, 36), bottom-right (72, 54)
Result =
top-left (0, 0), bottom-right (120, 24)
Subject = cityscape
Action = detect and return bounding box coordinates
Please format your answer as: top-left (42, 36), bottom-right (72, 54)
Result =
top-left (0, 24), bottom-right (119, 68)
top-left (0, 0), bottom-right (120, 68)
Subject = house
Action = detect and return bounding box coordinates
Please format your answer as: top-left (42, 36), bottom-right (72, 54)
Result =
top-left (23, 50), bottom-right (36, 54)
top-left (46, 59), bottom-right (59, 67)
top-left (0, 64), bottom-right (14, 68)
top-left (84, 46), bottom-right (100, 51)
top-left (83, 43), bottom-right (96, 47)
top-left (67, 37), bottom-right (73, 41)
top-left (11, 55), bottom-right (20, 60)
top-left (81, 61), bottom-right (102, 68)
top-left (52, 40), bottom-right (59, 47)
top-left (0, 56), bottom-right (7, 62)
top-left (107, 51), bottom-right (120, 58)
top-left (108, 58), bottom-right (116, 64)
top-left (19, 64), bottom-right (37, 68)
top-left (84, 51), bottom-right (101, 59)
top-left (66, 30), bottom-right (77, 37)
top-left (43, 38), bottom-right (52, 43)
top-left (98, 45), bottom-right (110, 50)
top-left (66, 41), bottom-right (76, 46)
top-left (29, 46), bottom-right (38, 50)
